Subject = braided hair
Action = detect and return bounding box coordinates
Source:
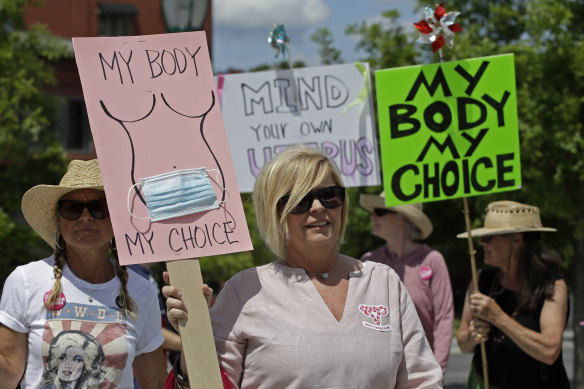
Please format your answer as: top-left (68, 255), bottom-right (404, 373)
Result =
top-left (110, 238), bottom-right (138, 318)
top-left (44, 229), bottom-right (67, 312)
top-left (45, 233), bottom-right (138, 319)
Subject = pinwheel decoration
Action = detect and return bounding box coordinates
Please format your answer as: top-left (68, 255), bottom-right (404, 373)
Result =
top-left (414, 3), bottom-right (463, 52)
top-left (268, 24), bottom-right (290, 58)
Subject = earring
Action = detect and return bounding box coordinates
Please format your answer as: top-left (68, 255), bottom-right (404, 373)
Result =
top-left (54, 229), bottom-right (63, 250)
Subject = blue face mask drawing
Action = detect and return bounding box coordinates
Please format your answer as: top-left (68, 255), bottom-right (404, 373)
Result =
top-left (127, 167), bottom-right (223, 222)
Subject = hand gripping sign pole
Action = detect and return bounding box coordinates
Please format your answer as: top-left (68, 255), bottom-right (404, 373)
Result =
top-left (462, 197), bottom-right (489, 389)
top-left (167, 259), bottom-right (223, 388)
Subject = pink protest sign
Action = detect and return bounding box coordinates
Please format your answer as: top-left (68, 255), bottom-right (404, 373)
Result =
top-left (73, 32), bottom-right (253, 265)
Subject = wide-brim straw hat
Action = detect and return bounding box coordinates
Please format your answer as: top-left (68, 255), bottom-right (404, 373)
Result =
top-left (359, 191), bottom-right (433, 239)
top-left (456, 200), bottom-right (556, 239)
top-left (21, 159), bottom-right (104, 249)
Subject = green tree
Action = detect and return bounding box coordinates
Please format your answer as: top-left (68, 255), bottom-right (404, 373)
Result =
top-left (0, 0), bottom-right (69, 283)
top-left (310, 27), bottom-right (343, 65)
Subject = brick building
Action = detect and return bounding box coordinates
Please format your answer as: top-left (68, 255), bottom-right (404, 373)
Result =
top-left (24, 0), bottom-right (212, 159)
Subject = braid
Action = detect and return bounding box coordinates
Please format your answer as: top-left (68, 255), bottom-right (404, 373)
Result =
top-left (110, 239), bottom-right (138, 319)
top-left (45, 230), bottom-right (66, 312)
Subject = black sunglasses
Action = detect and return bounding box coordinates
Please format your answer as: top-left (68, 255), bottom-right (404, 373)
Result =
top-left (279, 186), bottom-right (345, 214)
top-left (58, 199), bottom-right (110, 220)
top-left (373, 208), bottom-right (396, 217)
top-left (479, 235), bottom-right (495, 244)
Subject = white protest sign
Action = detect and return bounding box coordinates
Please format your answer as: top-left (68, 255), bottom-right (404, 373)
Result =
top-left (218, 62), bottom-right (381, 192)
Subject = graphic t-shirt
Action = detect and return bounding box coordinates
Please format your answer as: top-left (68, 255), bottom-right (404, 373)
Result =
top-left (0, 256), bottom-right (164, 388)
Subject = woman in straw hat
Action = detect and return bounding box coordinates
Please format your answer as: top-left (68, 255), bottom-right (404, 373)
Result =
top-left (163, 147), bottom-right (442, 388)
top-left (456, 200), bottom-right (570, 389)
top-left (0, 160), bottom-right (167, 388)
top-left (359, 192), bottom-right (454, 375)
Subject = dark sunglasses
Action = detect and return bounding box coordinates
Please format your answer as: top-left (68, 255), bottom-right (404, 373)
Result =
top-left (373, 208), bottom-right (396, 217)
top-left (279, 186), bottom-right (345, 214)
top-left (479, 235), bottom-right (495, 244)
top-left (58, 199), bottom-right (110, 220)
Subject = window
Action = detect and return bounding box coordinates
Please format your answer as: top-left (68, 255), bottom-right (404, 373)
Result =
top-left (55, 98), bottom-right (92, 152)
top-left (98, 2), bottom-right (138, 36)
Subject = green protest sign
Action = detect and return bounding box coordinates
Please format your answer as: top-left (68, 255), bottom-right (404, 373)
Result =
top-left (375, 54), bottom-right (521, 206)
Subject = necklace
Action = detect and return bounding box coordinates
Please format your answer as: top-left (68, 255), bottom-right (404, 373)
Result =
top-left (307, 271), bottom-right (329, 279)
top-left (81, 280), bottom-right (103, 303)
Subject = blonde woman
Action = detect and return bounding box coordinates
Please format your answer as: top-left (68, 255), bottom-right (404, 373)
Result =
top-left (164, 146), bottom-right (442, 388)
top-left (0, 160), bottom-right (166, 388)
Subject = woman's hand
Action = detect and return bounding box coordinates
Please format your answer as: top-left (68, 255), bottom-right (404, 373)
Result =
top-left (162, 271), bottom-right (214, 333)
top-left (468, 318), bottom-right (490, 344)
top-left (469, 292), bottom-right (504, 323)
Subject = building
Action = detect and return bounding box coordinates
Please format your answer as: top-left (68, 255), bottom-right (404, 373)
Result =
top-left (24, 0), bottom-right (212, 159)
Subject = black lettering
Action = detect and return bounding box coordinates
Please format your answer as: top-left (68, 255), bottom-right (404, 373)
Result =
top-left (471, 157), bottom-right (495, 191)
top-left (124, 233), bottom-right (144, 255)
top-left (461, 128), bottom-right (488, 157)
top-left (496, 153), bottom-right (515, 187)
top-left (212, 223), bottom-right (226, 244)
top-left (417, 135), bottom-right (460, 162)
top-left (389, 104), bottom-right (420, 139)
top-left (169, 228), bottom-right (182, 252)
top-left (457, 98), bottom-right (486, 131)
top-left (145, 50), bottom-right (163, 79)
top-left (423, 163), bottom-right (440, 198)
top-left (194, 226), bottom-right (207, 248)
top-left (454, 61), bottom-right (489, 95)
top-left (223, 221), bottom-right (239, 244)
top-left (441, 161), bottom-right (459, 196)
top-left (181, 226), bottom-right (195, 249)
top-left (392, 165), bottom-right (421, 201)
top-left (482, 92), bottom-right (510, 127)
top-left (184, 45), bottom-right (202, 77)
top-left (424, 101), bottom-right (451, 133)
top-left (406, 67), bottom-right (452, 101)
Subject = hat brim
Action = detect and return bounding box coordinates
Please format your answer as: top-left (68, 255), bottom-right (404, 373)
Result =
top-left (22, 184), bottom-right (104, 249)
top-left (359, 194), bottom-right (388, 212)
top-left (359, 194), bottom-right (433, 239)
top-left (456, 226), bottom-right (557, 239)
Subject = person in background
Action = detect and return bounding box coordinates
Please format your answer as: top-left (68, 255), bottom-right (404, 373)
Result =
top-left (456, 200), bottom-right (570, 388)
top-left (163, 146), bottom-right (443, 388)
top-left (0, 159), bottom-right (167, 388)
top-left (359, 192), bottom-right (454, 375)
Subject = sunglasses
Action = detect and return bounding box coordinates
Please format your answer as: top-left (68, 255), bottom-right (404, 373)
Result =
top-left (373, 208), bottom-right (396, 217)
top-left (58, 199), bottom-right (110, 220)
top-left (279, 186), bottom-right (345, 214)
top-left (479, 235), bottom-right (496, 244)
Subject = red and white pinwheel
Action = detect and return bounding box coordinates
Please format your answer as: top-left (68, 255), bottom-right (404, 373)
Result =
top-left (415, 3), bottom-right (463, 52)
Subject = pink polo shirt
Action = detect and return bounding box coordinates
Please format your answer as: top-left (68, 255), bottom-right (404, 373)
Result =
top-left (361, 244), bottom-right (454, 374)
top-left (210, 260), bottom-right (442, 388)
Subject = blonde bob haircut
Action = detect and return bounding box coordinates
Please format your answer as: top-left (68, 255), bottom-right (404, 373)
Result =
top-left (253, 145), bottom-right (348, 259)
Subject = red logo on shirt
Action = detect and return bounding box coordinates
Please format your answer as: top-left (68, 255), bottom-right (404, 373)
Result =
top-left (359, 304), bottom-right (392, 332)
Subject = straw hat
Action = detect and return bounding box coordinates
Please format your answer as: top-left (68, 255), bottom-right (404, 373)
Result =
top-left (359, 191), bottom-right (433, 239)
top-left (21, 159), bottom-right (104, 248)
top-left (456, 200), bottom-right (556, 238)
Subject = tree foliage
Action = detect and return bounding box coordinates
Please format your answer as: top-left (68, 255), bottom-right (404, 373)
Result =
top-left (0, 0), bottom-right (69, 283)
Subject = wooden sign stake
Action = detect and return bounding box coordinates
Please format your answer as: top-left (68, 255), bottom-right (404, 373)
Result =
top-left (463, 197), bottom-right (490, 389)
top-left (166, 258), bottom-right (223, 389)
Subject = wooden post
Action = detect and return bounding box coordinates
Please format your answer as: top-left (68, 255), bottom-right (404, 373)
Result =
top-left (166, 259), bottom-right (223, 389)
top-left (462, 197), bottom-right (489, 389)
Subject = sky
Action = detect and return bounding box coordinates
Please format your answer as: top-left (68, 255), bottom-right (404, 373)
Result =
top-left (211, 0), bottom-right (419, 73)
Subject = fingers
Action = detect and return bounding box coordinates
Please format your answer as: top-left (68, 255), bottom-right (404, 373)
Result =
top-left (470, 319), bottom-right (490, 343)
top-left (162, 271), bottom-right (170, 285)
top-left (202, 284), bottom-right (214, 307)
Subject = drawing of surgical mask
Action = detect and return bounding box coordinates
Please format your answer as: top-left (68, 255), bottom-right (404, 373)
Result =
top-left (127, 167), bottom-right (225, 222)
